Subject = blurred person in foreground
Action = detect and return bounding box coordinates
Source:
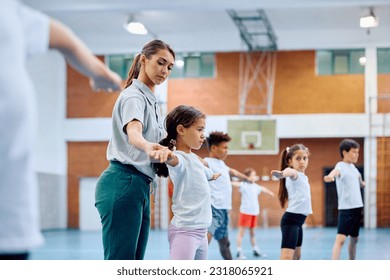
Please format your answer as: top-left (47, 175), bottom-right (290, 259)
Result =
top-left (0, 0), bottom-right (122, 260)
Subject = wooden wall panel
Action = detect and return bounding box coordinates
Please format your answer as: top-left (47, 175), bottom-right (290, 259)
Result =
top-left (377, 137), bottom-right (390, 227)
top-left (167, 52), bottom-right (241, 115)
top-left (378, 74), bottom-right (390, 113)
top-left (167, 51), bottom-right (365, 114)
top-left (273, 51), bottom-right (364, 114)
top-left (376, 75), bottom-right (390, 226)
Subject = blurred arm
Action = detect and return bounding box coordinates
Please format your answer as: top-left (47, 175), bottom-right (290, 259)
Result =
top-left (271, 167), bottom-right (298, 180)
top-left (49, 18), bottom-right (122, 91)
top-left (229, 168), bottom-right (253, 183)
top-left (324, 168), bottom-right (340, 183)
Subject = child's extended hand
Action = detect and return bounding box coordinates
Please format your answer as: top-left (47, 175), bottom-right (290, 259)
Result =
top-left (89, 68), bottom-right (122, 92)
top-left (271, 168), bottom-right (297, 180)
top-left (209, 173), bottom-right (221, 181)
top-left (271, 170), bottom-right (283, 179)
top-left (324, 175), bottom-right (335, 183)
top-left (147, 144), bottom-right (178, 166)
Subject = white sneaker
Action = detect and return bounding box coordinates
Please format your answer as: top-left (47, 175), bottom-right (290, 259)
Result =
top-left (236, 251), bottom-right (247, 259)
top-left (253, 249), bottom-right (267, 257)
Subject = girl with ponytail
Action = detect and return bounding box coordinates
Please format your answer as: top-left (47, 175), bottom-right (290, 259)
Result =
top-left (153, 105), bottom-right (220, 260)
top-left (271, 144), bottom-right (312, 260)
top-left (95, 39), bottom-right (175, 260)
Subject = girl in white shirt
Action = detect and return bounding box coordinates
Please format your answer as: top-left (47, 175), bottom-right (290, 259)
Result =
top-left (153, 105), bottom-right (220, 260)
top-left (231, 168), bottom-right (275, 259)
top-left (271, 144), bottom-right (312, 260)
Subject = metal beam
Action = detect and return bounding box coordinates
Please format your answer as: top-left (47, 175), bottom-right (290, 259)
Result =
top-left (229, 9), bottom-right (277, 115)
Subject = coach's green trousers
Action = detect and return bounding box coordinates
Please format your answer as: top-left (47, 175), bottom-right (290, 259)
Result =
top-left (95, 161), bottom-right (152, 260)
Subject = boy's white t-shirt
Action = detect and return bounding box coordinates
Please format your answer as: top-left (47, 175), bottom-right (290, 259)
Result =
top-left (239, 182), bottom-right (262, 216)
top-left (335, 161), bottom-right (364, 210)
top-left (204, 157), bottom-right (232, 210)
top-left (286, 172), bottom-right (313, 216)
top-left (168, 151), bottom-right (213, 229)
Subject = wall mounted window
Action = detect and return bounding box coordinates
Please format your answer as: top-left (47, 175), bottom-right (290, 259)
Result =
top-left (169, 52), bottom-right (215, 79)
top-left (316, 49), bottom-right (365, 75)
top-left (106, 54), bottom-right (134, 80)
top-left (106, 52), bottom-right (215, 80)
top-left (377, 48), bottom-right (390, 73)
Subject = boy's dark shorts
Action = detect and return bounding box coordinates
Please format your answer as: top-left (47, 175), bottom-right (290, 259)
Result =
top-left (337, 207), bottom-right (363, 237)
top-left (208, 206), bottom-right (229, 240)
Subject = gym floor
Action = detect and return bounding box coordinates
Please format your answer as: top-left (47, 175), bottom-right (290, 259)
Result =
top-left (30, 227), bottom-right (390, 260)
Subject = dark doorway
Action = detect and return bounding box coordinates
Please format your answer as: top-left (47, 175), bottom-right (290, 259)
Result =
top-left (324, 166), bottom-right (364, 227)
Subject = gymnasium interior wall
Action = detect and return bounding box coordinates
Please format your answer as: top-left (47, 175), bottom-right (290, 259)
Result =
top-left (29, 49), bottom-right (389, 229)
top-left (376, 73), bottom-right (390, 226)
top-left (64, 50), bottom-right (379, 229)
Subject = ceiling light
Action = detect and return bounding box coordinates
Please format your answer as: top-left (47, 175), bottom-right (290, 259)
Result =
top-left (175, 60), bottom-right (185, 68)
top-left (359, 56), bottom-right (367, 66)
top-left (124, 16), bottom-right (148, 35)
top-left (360, 8), bottom-right (379, 28)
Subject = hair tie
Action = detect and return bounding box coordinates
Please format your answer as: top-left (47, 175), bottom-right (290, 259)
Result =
top-left (286, 147), bottom-right (290, 153)
top-left (168, 139), bottom-right (177, 151)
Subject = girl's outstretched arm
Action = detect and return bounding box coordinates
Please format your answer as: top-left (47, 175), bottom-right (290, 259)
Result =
top-left (271, 167), bottom-right (298, 180)
top-left (260, 186), bottom-right (275, 197)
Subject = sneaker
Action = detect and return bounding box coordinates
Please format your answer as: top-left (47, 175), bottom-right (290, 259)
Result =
top-left (253, 249), bottom-right (267, 257)
top-left (236, 251), bottom-right (247, 260)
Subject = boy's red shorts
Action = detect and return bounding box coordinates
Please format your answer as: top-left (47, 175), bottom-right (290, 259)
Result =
top-left (238, 213), bottom-right (257, 228)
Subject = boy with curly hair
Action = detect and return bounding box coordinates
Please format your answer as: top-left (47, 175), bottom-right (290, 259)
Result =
top-left (204, 131), bottom-right (252, 260)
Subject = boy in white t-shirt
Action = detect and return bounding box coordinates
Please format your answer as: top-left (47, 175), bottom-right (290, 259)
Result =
top-left (231, 168), bottom-right (275, 259)
top-left (204, 131), bottom-right (252, 260)
top-left (324, 139), bottom-right (365, 260)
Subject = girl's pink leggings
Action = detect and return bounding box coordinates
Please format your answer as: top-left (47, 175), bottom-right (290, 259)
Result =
top-left (168, 224), bottom-right (208, 260)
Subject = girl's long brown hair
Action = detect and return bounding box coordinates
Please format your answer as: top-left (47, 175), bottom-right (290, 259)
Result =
top-left (124, 39), bottom-right (175, 89)
top-left (278, 144), bottom-right (309, 208)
